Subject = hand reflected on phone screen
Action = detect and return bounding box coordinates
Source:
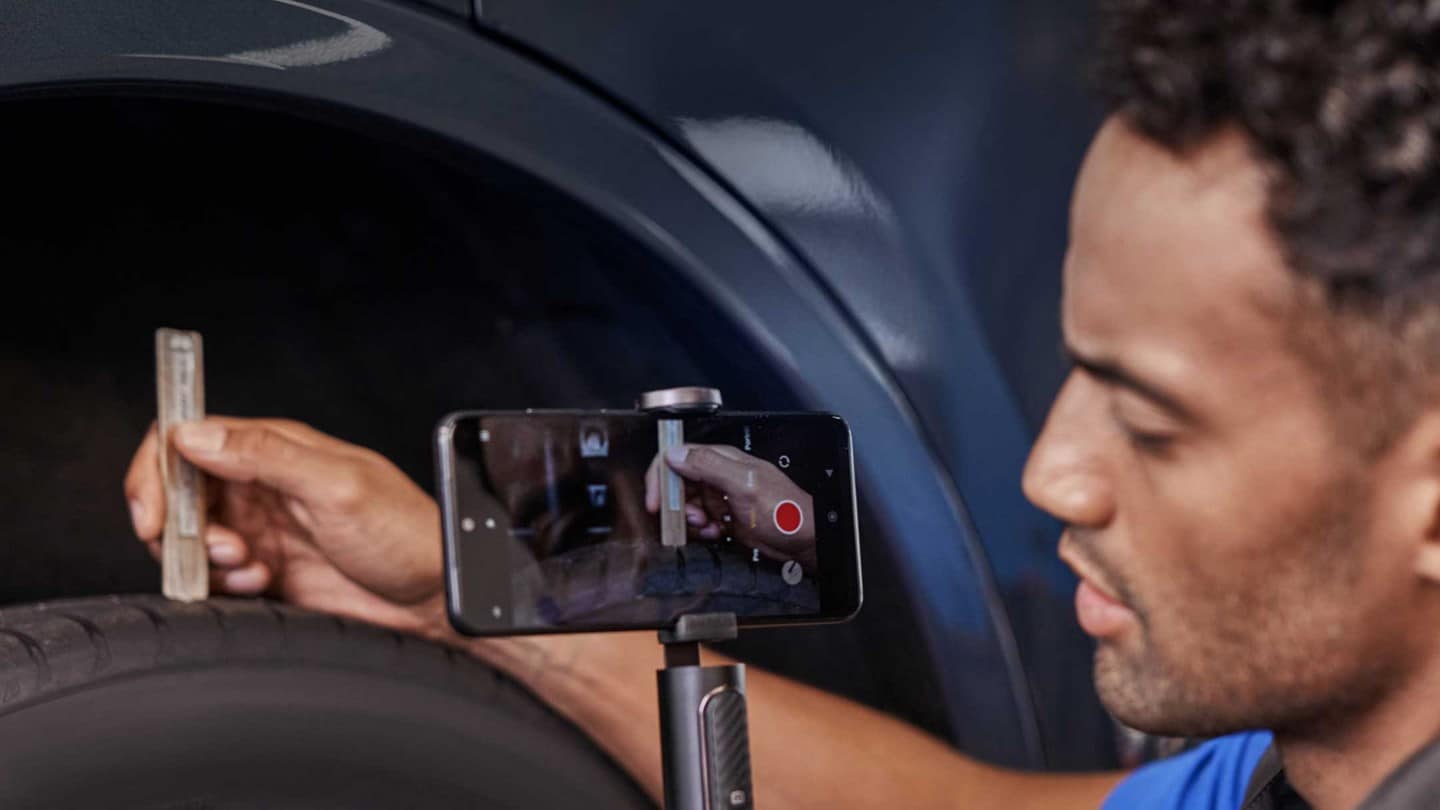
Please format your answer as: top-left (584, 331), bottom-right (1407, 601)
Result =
top-left (644, 443), bottom-right (818, 573)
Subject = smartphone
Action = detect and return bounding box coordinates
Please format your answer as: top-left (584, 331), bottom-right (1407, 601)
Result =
top-left (436, 410), bottom-right (862, 636)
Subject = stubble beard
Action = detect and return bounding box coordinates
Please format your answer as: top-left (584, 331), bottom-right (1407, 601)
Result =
top-left (1091, 472), bottom-right (1403, 740)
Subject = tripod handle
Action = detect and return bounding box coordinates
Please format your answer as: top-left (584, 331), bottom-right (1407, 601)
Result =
top-left (658, 660), bottom-right (754, 809)
top-left (700, 686), bottom-right (753, 808)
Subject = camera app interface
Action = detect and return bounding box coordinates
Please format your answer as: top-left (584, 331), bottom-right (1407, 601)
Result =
top-left (463, 414), bottom-right (848, 628)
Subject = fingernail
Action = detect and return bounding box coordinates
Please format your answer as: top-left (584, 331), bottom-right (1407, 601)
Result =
top-left (225, 566), bottom-right (267, 592)
top-left (208, 542), bottom-right (243, 565)
top-left (128, 499), bottom-right (145, 531)
top-left (175, 422), bottom-right (226, 454)
top-left (687, 511), bottom-right (705, 526)
top-left (666, 445), bottom-right (689, 466)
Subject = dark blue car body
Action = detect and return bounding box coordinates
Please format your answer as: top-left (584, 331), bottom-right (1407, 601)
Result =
top-left (0, 0), bottom-right (1110, 771)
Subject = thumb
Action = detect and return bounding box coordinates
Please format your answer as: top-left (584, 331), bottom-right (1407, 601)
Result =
top-left (173, 419), bottom-right (351, 504)
top-left (666, 444), bottom-right (753, 495)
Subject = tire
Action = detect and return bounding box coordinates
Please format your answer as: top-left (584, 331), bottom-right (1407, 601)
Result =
top-left (0, 595), bottom-right (652, 809)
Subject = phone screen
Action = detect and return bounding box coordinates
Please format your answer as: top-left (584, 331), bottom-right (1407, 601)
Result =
top-left (438, 411), bottom-right (861, 635)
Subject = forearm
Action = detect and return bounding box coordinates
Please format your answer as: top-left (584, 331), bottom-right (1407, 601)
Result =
top-left (452, 629), bottom-right (1123, 810)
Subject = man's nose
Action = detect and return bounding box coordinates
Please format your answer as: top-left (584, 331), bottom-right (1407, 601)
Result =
top-left (1021, 373), bottom-right (1115, 529)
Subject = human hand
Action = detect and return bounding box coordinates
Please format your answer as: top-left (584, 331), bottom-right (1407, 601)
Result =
top-left (124, 417), bottom-right (445, 635)
top-left (644, 444), bottom-right (817, 570)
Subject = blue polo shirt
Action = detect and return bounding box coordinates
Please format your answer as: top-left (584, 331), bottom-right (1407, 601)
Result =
top-left (1102, 731), bottom-right (1273, 809)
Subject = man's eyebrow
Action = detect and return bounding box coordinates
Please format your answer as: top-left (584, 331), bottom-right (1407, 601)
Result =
top-left (1063, 342), bottom-right (1197, 422)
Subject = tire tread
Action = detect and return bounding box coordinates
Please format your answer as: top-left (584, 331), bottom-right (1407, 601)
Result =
top-left (0, 595), bottom-right (513, 716)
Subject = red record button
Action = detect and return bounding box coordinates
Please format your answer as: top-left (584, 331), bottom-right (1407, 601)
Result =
top-left (773, 500), bottom-right (804, 536)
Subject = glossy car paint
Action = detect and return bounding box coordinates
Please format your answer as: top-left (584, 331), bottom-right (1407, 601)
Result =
top-left (472, 0), bottom-right (1109, 768)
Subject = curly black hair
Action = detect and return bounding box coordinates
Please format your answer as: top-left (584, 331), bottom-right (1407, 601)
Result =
top-left (1097, 0), bottom-right (1440, 452)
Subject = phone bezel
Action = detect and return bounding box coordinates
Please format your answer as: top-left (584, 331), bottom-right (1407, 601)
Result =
top-left (436, 409), bottom-right (863, 637)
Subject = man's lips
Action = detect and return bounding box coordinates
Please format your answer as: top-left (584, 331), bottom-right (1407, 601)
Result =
top-left (1059, 538), bottom-right (1138, 639)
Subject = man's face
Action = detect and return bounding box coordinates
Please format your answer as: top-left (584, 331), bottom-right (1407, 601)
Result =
top-left (1022, 118), bottom-right (1423, 737)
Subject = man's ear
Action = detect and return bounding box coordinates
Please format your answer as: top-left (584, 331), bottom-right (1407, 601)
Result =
top-left (1403, 411), bottom-right (1440, 585)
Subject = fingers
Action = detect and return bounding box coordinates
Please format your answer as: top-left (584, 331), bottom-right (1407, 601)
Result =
top-left (652, 443), bottom-right (752, 513)
top-left (205, 523), bottom-right (249, 568)
top-left (204, 520), bottom-right (266, 595)
top-left (700, 487), bottom-right (731, 537)
top-left (685, 503), bottom-right (708, 527)
top-left (124, 423), bottom-right (166, 542)
top-left (204, 416), bottom-right (347, 454)
top-left (681, 493), bottom-right (727, 542)
top-left (143, 524), bottom-right (267, 594)
top-left (644, 453), bottom-right (661, 514)
top-left (171, 418), bottom-right (356, 506)
top-left (702, 444), bottom-right (749, 462)
top-left (214, 561), bottom-right (272, 595)
top-left (665, 444), bottom-right (754, 495)
top-left (128, 414), bottom-right (352, 539)
top-left (145, 524), bottom-right (253, 570)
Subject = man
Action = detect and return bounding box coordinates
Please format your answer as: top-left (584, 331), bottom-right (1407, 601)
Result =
top-left (122, 1), bottom-right (1440, 807)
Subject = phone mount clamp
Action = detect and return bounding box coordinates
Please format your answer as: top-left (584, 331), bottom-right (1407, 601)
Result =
top-left (638, 387), bottom-right (754, 810)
